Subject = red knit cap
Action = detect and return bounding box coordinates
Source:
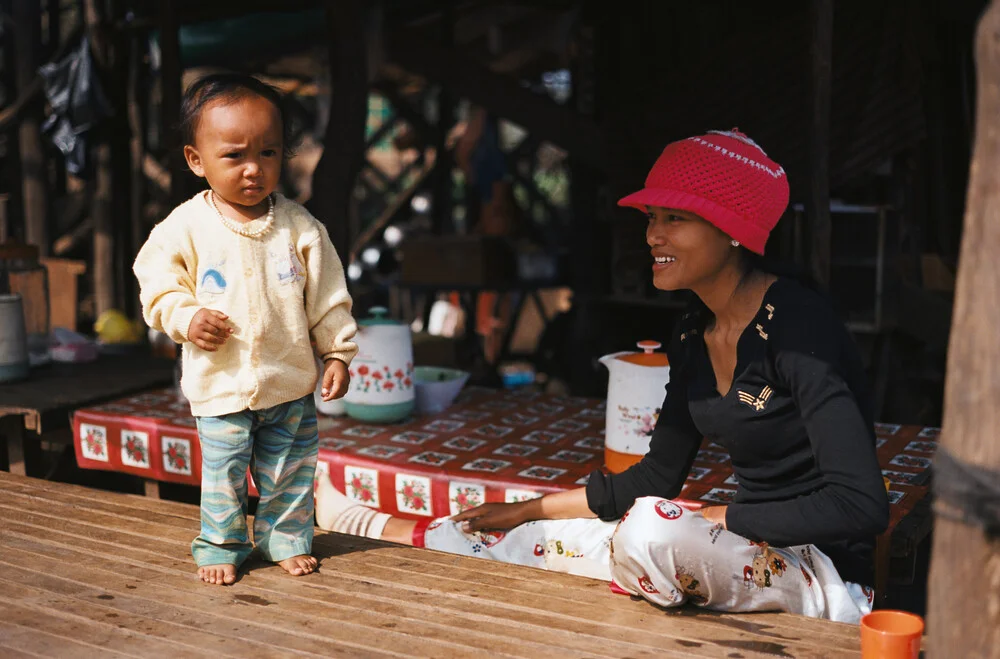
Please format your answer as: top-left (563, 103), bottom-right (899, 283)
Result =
top-left (618, 129), bottom-right (789, 254)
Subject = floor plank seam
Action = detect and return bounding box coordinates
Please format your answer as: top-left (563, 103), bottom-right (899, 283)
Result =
top-left (0, 547), bottom-right (539, 659)
top-left (0, 534), bottom-right (734, 658)
top-left (0, 528), bottom-right (852, 656)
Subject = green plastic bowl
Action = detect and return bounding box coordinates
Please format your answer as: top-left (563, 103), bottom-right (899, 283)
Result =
top-left (413, 367), bottom-right (470, 415)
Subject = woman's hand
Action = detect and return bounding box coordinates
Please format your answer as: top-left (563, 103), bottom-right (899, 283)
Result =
top-left (321, 358), bottom-right (350, 401)
top-left (451, 502), bottom-right (532, 532)
top-left (699, 505), bottom-right (728, 529)
top-left (451, 487), bottom-right (596, 532)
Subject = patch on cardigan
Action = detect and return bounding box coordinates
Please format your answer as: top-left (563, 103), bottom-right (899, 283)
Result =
top-left (275, 243), bottom-right (306, 285)
top-left (200, 268), bottom-right (227, 295)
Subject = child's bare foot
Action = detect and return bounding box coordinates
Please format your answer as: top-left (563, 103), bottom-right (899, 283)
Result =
top-left (198, 564), bottom-right (237, 585)
top-left (277, 555), bottom-right (318, 576)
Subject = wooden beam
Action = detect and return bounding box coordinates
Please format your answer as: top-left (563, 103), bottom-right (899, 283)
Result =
top-left (173, 0), bottom-right (319, 27)
top-left (0, 23), bottom-right (83, 133)
top-left (307, 0), bottom-right (369, 258)
top-left (447, 5), bottom-right (533, 46)
top-left (463, 8), bottom-right (574, 74)
top-left (385, 32), bottom-right (605, 171)
top-left (927, 0), bottom-right (1000, 654)
top-left (370, 80), bottom-right (439, 142)
top-left (142, 154), bottom-right (172, 196)
top-left (350, 159), bottom-right (435, 262)
top-left (44, 0), bottom-right (62, 60)
top-left (128, 34), bottom-right (147, 263)
top-left (13, 0), bottom-right (49, 254)
top-left (123, 31), bottom-right (147, 318)
top-left (431, 0), bottom-right (455, 235)
top-left (807, 0), bottom-right (833, 288)
top-left (46, 0), bottom-right (66, 199)
top-left (564, 0), bottom-right (603, 395)
top-left (159, 0), bottom-right (185, 207)
top-left (84, 0), bottom-right (114, 316)
top-left (53, 218), bottom-right (94, 256)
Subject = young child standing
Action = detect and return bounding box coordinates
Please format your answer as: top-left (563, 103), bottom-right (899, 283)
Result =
top-left (134, 73), bottom-right (357, 586)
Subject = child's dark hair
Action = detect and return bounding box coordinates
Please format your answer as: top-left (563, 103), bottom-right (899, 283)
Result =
top-left (178, 72), bottom-right (296, 156)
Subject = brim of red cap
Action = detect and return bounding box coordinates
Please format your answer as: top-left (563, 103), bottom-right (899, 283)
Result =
top-left (617, 187), bottom-right (769, 255)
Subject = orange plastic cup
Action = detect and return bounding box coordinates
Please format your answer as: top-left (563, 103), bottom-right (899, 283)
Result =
top-left (861, 610), bottom-right (924, 659)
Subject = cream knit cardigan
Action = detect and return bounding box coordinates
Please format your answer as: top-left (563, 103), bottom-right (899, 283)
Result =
top-left (134, 192), bottom-right (358, 417)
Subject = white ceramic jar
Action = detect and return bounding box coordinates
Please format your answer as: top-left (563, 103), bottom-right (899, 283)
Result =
top-left (343, 307), bottom-right (415, 423)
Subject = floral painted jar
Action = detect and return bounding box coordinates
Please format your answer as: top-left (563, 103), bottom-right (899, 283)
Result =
top-left (344, 307), bottom-right (415, 423)
top-left (599, 340), bottom-right (671, 474)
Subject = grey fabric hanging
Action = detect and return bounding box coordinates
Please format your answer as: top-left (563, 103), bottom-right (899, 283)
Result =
top-left (39, 36), bottom-right (113, 175)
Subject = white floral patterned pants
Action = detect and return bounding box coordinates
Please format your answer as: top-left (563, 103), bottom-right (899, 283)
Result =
top-left (420, 496), bottom-right (874, 624)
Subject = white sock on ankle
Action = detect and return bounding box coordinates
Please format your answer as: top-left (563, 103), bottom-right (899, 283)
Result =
top-left (367, 511), bottom-right (390, 540)
top-left (315, 471), bottom-right (390, 540)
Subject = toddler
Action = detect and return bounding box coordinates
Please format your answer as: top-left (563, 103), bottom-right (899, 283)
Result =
top-left (134, 73), bottom-right (357, 585)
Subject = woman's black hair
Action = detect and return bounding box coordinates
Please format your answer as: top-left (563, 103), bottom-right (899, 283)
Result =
top-left (741, 248), bottom-right (823, 293)
top-left (178, 72), bottom-right (297, 156)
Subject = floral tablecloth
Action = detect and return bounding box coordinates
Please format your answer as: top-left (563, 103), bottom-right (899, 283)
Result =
top-left (73, 387), bottom-right (936, 525)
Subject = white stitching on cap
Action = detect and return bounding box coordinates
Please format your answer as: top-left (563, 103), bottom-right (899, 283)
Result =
top-left (690, 137), bottom-right (786, 179)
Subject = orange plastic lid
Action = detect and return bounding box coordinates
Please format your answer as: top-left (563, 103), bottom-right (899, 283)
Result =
top-left (617, 340), bottom-right (669, 366)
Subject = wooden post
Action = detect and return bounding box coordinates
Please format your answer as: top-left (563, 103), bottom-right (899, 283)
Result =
top-left (84, 0), bottom-right (121, 315)
top-left (45, 0), bottom-right (67, 199)
top-left (126, 32), bottom-right (147, 317)
top-left (565, 0), bottom-right (604, 395)
top-left (128, 32), bottom-right (145, 256)
top-left (0, 416), bottom-right (27, 476)
top-left (85, 0), bottom-right (115, 316)
top-left (808, 0), bottom-right (832, 288)
top-left (45, 0), bottom-right (62, 60)
top-left (308, 0), bottom-right (369, 258)
top-left (431, 0), bottom-right (455, 235)
top-left (159, 0), bottom-right (184, 207)
top-left (85, 0), bottom-right (133, 315)
top-left (927, 1), bottom-right (1000, 654)
top-left (13, 0), bottom-right (49, 254)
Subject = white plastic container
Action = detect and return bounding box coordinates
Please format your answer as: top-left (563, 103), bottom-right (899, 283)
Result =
top-left (0, 294), bottom-right (29, 383)
top-left (599, 340), bottom-right (671, 473)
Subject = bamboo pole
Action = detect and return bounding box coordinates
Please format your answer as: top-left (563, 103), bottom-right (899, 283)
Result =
top-left (13, 0), bottom-right (49, 254)
top-left (926, 1), bottom-right (1000, 655)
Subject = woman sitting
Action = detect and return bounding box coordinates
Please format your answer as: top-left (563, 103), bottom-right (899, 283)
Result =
top-left (316, 129), bottom-right (889, 624)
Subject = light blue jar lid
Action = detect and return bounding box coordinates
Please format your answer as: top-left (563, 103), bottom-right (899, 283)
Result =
top-left (359, 306), bottom-right (401, 327)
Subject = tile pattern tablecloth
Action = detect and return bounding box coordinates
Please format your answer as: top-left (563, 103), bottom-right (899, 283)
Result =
top-left (73, 387), bottom-right (935, 525)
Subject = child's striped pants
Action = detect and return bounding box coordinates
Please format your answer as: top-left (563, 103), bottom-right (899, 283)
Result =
top-left (193, 394), bottom-right (318, 567)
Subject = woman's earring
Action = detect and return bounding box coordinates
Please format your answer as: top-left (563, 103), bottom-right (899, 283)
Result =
top-left (731, 240), bottom-right (740, 247)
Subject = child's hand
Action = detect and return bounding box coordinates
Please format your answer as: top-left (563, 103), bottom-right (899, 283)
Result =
top-left (321, 358), bottom-right (350, 401)
top-left (188, 308), bottom-right (233, 351)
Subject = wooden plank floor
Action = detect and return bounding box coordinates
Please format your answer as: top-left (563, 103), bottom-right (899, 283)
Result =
top-left (0, 472), bottom-right (862, 658)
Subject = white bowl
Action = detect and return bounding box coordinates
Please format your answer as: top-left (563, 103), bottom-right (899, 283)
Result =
top-left (413, 367), bottom-right (470, 415)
